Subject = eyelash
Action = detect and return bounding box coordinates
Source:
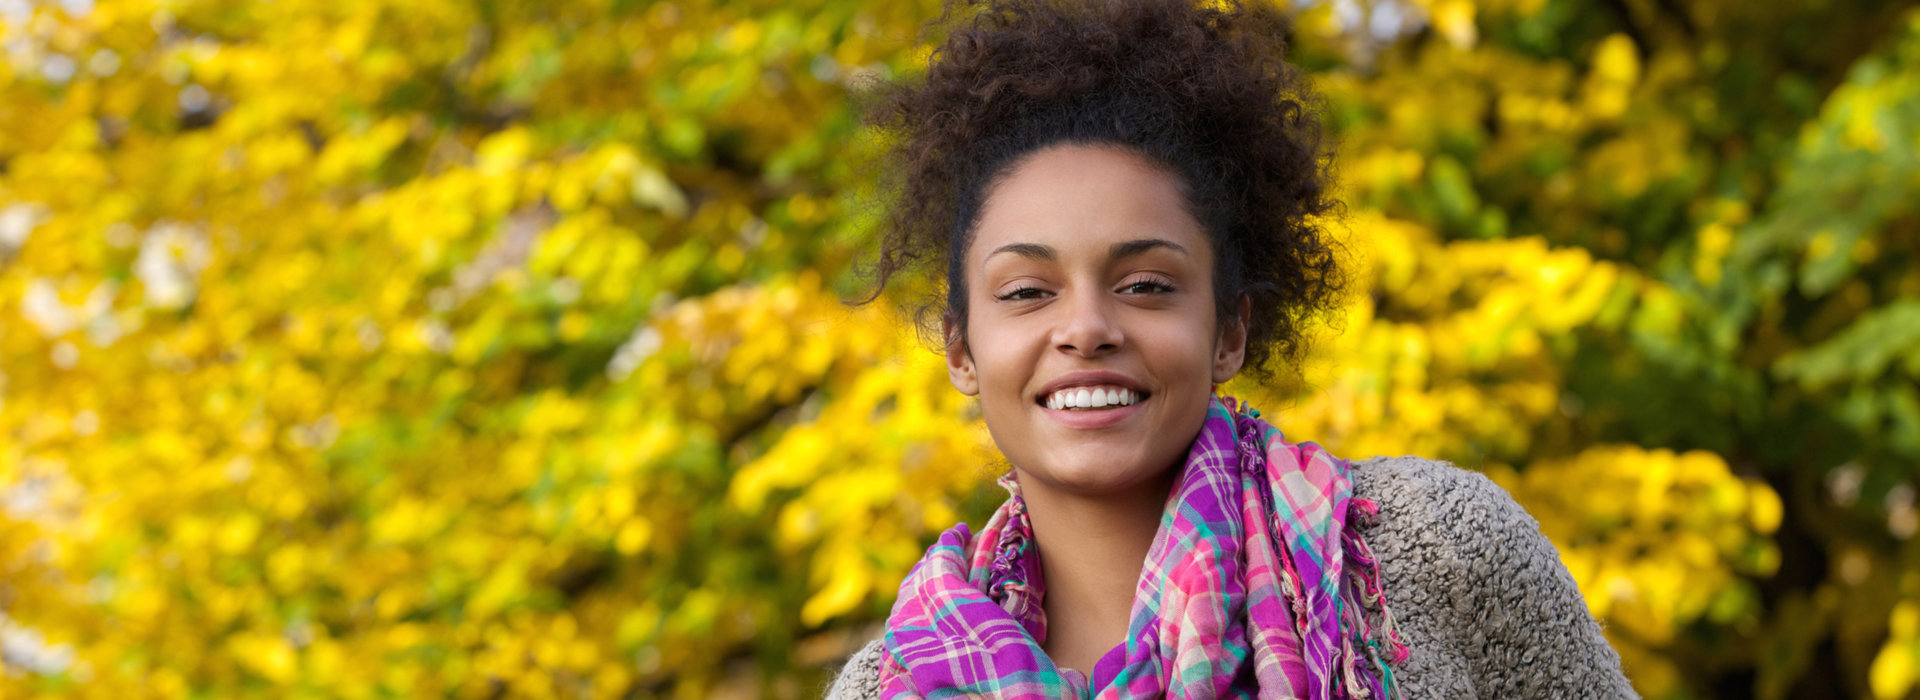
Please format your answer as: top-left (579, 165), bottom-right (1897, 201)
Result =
top-left (996, 286), bottom-right (1047, 301)
top-left (1120, 277), bottom-right (1176, 294)
top-left (993, 277), bottom-right (1176, 301)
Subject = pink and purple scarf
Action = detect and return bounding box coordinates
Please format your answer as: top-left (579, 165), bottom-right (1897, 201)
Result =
top-left (878, 396), bottom-right (1407, 699)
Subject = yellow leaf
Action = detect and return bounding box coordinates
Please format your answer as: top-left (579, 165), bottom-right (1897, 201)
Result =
top-left (801, 547), bottom-right (872, 627)
top-left (1872, 637), bottom-right (1919, 700)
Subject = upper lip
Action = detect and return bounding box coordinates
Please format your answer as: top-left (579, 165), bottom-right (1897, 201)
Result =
top-left (1035, 371), bottom-right (1150, 403)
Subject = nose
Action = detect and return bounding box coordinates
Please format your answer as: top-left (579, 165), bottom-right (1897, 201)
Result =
top-left (1051, 287), bottom-right (1123, 357)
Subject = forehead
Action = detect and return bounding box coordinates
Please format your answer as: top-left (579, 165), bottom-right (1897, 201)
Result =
top-left (969, 144), bottom-right (1209, 265)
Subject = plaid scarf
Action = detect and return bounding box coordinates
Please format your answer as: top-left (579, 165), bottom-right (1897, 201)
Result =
top-left (878, 396), bottom-right (1407, 699)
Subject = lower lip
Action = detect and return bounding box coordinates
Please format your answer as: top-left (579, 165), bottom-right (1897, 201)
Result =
top-left (1040, 399), bottom-right (1145, 429)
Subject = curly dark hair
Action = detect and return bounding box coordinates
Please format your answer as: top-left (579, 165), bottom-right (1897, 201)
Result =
top-left (859, 0), bottom-right (1346, 379)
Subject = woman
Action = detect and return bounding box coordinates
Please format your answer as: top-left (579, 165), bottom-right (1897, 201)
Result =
top-left (830, 0), bottom-right (1636, 697)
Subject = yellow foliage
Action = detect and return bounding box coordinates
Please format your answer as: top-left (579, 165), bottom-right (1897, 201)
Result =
top-left (1876, 601), bottom-right (1920, 699)
top-left (2, 0), bottom-right (1910, 697)
top-left (1491, 446), bottom-right (1781, 696)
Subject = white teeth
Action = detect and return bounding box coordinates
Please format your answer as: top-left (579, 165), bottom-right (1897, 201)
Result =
top-left (1045, 386), bottom-right (1144, 410)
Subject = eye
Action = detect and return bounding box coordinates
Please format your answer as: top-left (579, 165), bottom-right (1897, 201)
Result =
top-left (1118, 276), bottom-right (1176, 294)
top-left (995, 286), bottom-right (1050, 301)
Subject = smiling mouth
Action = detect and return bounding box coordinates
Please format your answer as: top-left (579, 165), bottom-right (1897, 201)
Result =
top-left (1039, 386), bottom-right (1149, 411)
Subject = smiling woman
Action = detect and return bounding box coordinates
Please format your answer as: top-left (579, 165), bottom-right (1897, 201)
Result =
top-left (831, 0), bottom-right (1636, 698)
top-left (960, 146), bottom-right (1228, 504)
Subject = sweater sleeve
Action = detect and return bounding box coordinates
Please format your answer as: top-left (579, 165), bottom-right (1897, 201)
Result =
top-left (1437, 464), bottom-right (1639, 699)
top-left (823, 638), bottom-right (885, 700)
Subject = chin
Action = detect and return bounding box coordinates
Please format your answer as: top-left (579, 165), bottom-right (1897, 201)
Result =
top-left (1026, 450), bottom-right (1171, 496)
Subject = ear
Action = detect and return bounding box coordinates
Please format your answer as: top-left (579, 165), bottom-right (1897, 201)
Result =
top-left (945, 317), bottom-right (979, 396)
top-left (1212, 295), bottom-right (1251, 383)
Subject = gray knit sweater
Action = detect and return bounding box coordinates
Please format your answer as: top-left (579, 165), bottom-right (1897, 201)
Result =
top-left (825, 456), bottom-right (1638, 698)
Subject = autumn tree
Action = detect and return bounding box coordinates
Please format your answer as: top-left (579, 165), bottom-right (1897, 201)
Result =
top-left (1, 0), bottom-right (1916, 698)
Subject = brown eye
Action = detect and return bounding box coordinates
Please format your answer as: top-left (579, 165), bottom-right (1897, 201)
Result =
top-left (1119, 278), bottom-right (1175, 294)
top-left (996, 286), bottom-right (1049, 301)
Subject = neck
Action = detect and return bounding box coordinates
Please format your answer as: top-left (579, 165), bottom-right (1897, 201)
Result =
top-left (1020, 469), bottom-right (1177, 675)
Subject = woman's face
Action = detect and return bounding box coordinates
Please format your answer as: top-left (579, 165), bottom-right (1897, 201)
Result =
top-left (948, 143), bottom-right (1247, 499)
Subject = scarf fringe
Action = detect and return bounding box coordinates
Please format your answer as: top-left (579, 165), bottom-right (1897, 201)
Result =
top-left (1339, 499), bottom-right (1409, 698)
top-left (979, 474), bottom-right (1045, 637)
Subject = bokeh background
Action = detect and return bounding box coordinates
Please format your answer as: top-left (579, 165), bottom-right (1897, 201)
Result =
top-left (1, 0), bottom-right (1917, 697)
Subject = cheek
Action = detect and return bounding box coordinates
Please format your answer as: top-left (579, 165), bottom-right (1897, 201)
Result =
top-left (965, 314), bottom-right (1037, 395)
top-left (1139, 315), bottom-right (1220, 371)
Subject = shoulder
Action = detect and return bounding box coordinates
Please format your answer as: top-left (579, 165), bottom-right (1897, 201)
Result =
top-left (1349, 455), bottom-right (1544, 550)
top-left (1349, 455), bottom-right (1520, 518)
top-left (1349, 455), bottom-right (1637, 698)
top-left (1346, 454), bottom-right (1558, 601)
top-left (823, 637), bottom-right (886, 700)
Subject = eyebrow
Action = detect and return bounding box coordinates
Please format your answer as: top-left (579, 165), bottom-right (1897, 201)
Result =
top-left (983, 238), bottom-right (1190, 263)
